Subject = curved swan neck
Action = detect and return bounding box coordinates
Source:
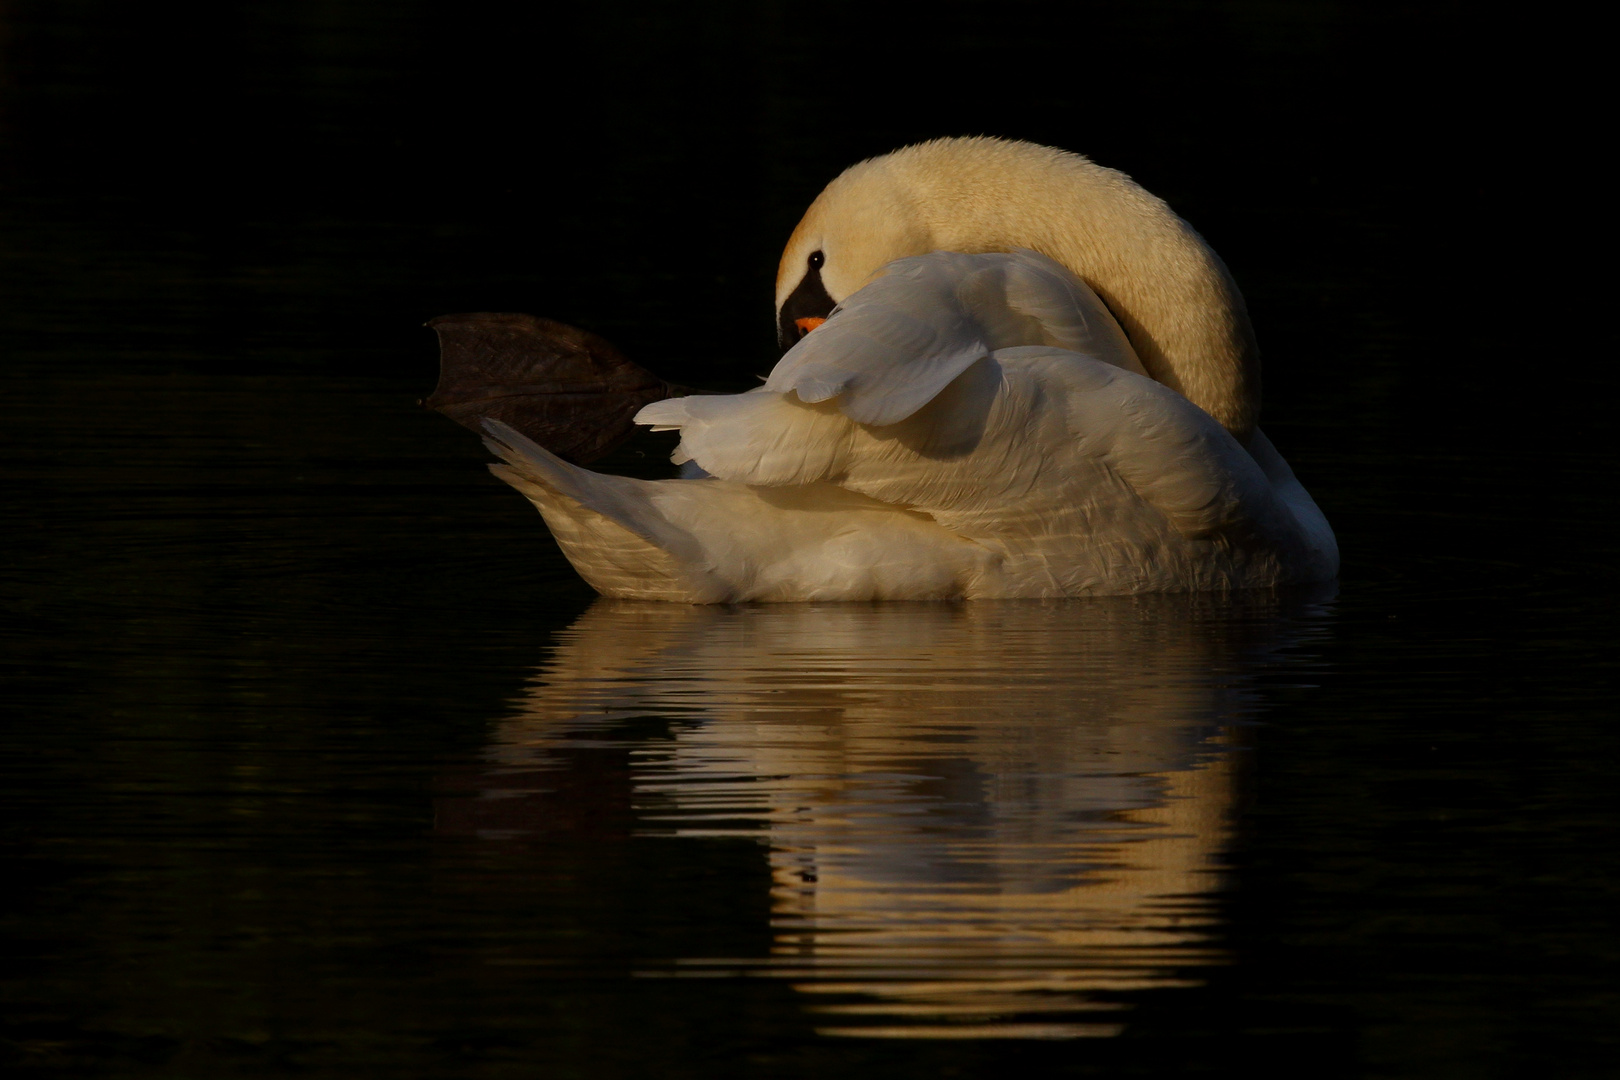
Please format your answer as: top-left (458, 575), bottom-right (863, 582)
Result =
top-left (851, 139), bottom-right (1261, 440)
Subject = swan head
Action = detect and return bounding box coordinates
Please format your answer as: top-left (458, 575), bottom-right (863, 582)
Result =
top-left (774, 137), bottom-right (1262, 441)
top-left (775, 159), bottom-right (935, 349)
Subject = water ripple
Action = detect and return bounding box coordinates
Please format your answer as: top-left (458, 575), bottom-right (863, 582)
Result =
top-left (452, 592), bottom-right (1332, 1039)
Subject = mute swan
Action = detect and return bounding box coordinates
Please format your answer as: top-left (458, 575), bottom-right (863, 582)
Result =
top-left (435, 137), bottom-right (1338, 601)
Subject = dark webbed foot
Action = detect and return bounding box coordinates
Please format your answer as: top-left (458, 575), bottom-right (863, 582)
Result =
top-left (423, 313), bottom-right (694, 465)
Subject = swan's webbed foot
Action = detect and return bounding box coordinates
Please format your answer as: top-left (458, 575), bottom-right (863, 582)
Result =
top-left (423, 312), bottom-right (695, 465)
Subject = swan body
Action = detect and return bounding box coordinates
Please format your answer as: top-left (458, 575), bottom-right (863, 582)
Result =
top-left (477, 138), bottom-right (1338, 602)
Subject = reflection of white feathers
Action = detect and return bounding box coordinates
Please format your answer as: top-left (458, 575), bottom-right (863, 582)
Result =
top-left (497, 597), bottom-right (1249, 905)
top-left (484, 250), bottom-right (1337, 602)
top-left (482, 596), bottom-right (1330, 1036)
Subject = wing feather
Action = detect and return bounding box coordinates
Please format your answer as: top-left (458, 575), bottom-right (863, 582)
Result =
top-left (764, 256), bottom-right (991, 426)
top-left (636, 391), bottom-right (852, 486)
top-left (1000, 252), bottom-right (1145, 374)
top-left (761, 251), bottom-right (1143, 428)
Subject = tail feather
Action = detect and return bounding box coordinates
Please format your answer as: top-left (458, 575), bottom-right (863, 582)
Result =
top-left (480, 420), bottom-right (718, 601)
top-left (480, 419), bottom-right (995, 602)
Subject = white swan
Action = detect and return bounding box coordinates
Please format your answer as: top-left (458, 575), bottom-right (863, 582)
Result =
top-left (479, 138), bottom-right (1338, 601)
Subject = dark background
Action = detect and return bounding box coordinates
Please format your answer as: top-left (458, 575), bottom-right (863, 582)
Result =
top-left (3, 1), bottom-right (1589, 391)
top-left (2, 1), bottom-right (1614, 1076)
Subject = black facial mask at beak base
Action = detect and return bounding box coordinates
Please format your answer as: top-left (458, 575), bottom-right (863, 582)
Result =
top-left (777, 264), bottom-right (835, 352)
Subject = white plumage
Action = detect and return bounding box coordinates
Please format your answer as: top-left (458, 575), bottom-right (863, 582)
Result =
top-left (482, 139), bottom-right (1338, 602)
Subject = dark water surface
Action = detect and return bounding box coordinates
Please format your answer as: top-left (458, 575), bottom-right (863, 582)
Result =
top-left (2, 2), bottom-right (1613, 1076)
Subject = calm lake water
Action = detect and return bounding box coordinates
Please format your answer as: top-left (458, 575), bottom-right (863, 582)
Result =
top-left (1, 2), bottom-right (1613, 1076)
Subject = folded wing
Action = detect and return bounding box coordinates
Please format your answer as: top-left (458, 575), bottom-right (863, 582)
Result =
top-left (757, 251), bottom-right (1145, 428)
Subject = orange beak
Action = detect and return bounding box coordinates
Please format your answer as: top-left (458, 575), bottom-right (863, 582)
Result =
top-left (794, 317), bottom-right (826, 335)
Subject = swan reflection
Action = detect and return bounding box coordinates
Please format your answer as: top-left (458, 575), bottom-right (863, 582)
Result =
top-left (471, 594), bottom-right (1329, 1038)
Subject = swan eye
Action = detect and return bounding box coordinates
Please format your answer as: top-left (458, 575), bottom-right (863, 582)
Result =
top-left (808, 251), bottom-right (824, 270)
